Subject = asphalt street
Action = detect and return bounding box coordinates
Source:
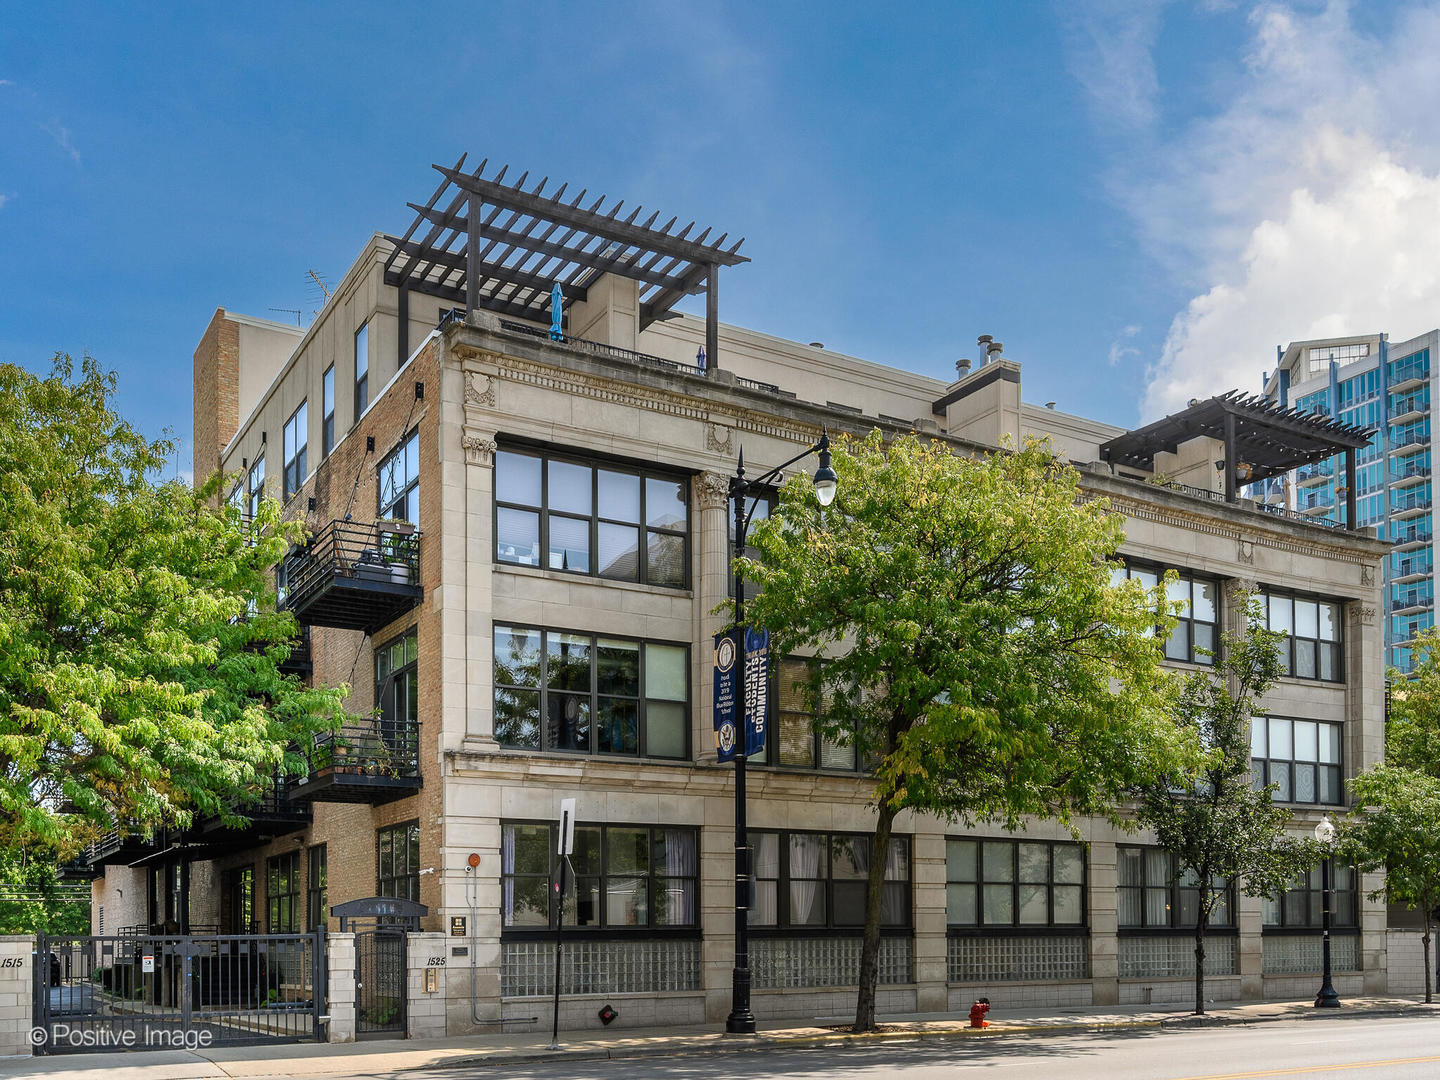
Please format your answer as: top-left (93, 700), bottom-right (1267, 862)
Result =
top-left (378, 1015), bottom-right (1440, 1080)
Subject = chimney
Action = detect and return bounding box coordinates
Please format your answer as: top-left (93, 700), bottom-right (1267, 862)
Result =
top-left (956, 358), bottom-right (972, 376)
top-left (987, 341), bottom-right (1004, 362)
top-left (977, 335), bottom-right (993, 366)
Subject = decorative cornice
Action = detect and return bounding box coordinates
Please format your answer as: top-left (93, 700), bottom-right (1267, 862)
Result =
top-left (696, 471), bottom-right (731, 510)
top-left (462, 433), bottom-right (497, 467)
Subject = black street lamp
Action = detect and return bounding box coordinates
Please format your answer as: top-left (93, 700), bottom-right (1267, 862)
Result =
top-left (724, 430), bottom-right (837, 1035)
top-left (1314, 816), bottom-right (1341, 1009)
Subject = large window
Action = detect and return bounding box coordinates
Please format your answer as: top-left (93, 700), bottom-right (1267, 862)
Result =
top-left (378, 430), bottom-right (419, 524)
top-left (322, 365), bottom-right (335, 458)
top-left (750, 830), bottom-right (910, 930)
top-left (1251, 716), bottom-right (1342, 804)
top-left (770, 656), bottom-right (855, 770)
top-left (495, 448), bottom-right (689, 588)
top-left (1118, 847), bottom-right (1232, 929)
top-left (247, 455), bottom-right (265, 520)
top-left (378, 820), bottom-right (420, 901)
top-left (1258, 591), bottom-right (1342, 681)
top-left (266, 851), bottom-right (300, 932)
top-left (376, 627), bottom-right (419, 760)
top-left (307, 845), bottom-right (328, 930)
top-left (501, 822), bottom-right (698, 931)
top-left (946, 838), bottom-right (1085, 928)
top-left (1264, 860), bottom-right (1357, 929)
top-left (226, 867), bottom-right (254, 933)
top-left (283, 401), bottom-right (308, 501)
top-left (354, 322), bottom-right (370, 419)
top-left (1111, 562), bottom-right (1218, 665)
top-left (493, 625), bottom-right (688, 759)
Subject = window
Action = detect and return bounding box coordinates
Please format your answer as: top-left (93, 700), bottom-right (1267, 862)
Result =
top-left (750, 830), bottom-right (911, 930)
top-left (500, 822), bottom-right (698, 931)
top-left (1251, 716), bottom-right (1342, 804)
top-left (376, 627), bottom-right (419, 761)
top-left (378, 820), bottom-right (420, 901)
top-left (266, 851), bottom-right (300, 932)
top-left (322, 365), bottom-right (335, 458)
top-left (493, 625), bottom-right (688, 759)
top-left (1264, 860), bottom-right (1357, 928)
top-left (771, 656), bottom-right (855, 770)
top-left (946, 838), bottom-right (1085, 928)
top-left (378, 430), bottom-right (419, 524)
top-left (307, 845), bottom-right (328, 930)
top-left (729, 489), bottom-right (774, 601)
top-left (494, 448), bottom-right (689, 588)
top-left (354, 322), bottom-right (370, 420)
top-left (1111, 563), bottom-right (1218, 665)
top-left (225, 866), bottom-right (254, 933)
top-left (1118, 847), bottom-right (1232, 929)
top-left (247, 455), bottom-right (265, 520)
top-left (283, 400), bottom-right (308, 501)
top-left (1257, 591), bottom-right (1342, 681)
top-left (1308, 342), bottom-right (1368, 374)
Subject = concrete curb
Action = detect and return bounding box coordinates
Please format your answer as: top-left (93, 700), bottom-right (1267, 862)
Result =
top-left (430, 1006), bottom-right (1439, 1070)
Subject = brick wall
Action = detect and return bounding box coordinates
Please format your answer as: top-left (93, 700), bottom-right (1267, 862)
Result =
top-left (193, 309), bottom-right (240, 488)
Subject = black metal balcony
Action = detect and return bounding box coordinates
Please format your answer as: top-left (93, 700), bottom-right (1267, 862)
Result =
top-left (289, 715), bottom-right (422, 805)
top-left (280, 519), bottom-right (422, 635)
top-left (189, 773), bottom-right (312, 854)
top-left (82, 827), bottom-right (162, 873)
top-left (276, 625), bottom-right (313, 679)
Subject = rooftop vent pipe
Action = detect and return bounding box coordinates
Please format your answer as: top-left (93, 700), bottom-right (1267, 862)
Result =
top-left (956, 358), bottom-right (972, 376)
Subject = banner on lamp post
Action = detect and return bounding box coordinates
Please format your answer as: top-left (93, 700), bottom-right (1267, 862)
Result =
top-left (743, 627), bottom-right (770, 758)
top-left (713, 630), bottom-right (739, 762)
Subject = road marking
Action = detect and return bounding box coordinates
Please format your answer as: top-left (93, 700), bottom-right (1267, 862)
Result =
top-left (1172, 1054), bottom-right (1440, 1079)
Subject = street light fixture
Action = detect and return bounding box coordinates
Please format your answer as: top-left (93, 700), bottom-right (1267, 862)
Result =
top-left (724, 428), bottom-right (837, 1035)
top-left (1314, 816), bottom-right (1341, 1009)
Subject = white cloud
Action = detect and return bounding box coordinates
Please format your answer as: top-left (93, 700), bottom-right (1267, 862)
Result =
top-left (1108, 324), bottom-right (1141, 366)
top-left (1061, 0), bottom-right (1168, 131)
top-left (1071, 1), bottom-right (1440, 418)
top-left (41, 121), bottom-right (80, 165)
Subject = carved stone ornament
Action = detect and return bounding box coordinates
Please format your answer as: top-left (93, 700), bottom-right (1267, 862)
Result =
top-left (1361, 564), bottom-right (1375, 587)
top-left (696, 471), bottom-right (731, 510)
top-left (466, 372), bottom-right (497, 408)
top-left (705, 422), bottom-right (733, 454)
top-left (462, 433), bottom-right (497, 467)
top-left (1359, 605), bottom-right (1377, 626)
top-left (1237, 540), bottom-right (1255, 565)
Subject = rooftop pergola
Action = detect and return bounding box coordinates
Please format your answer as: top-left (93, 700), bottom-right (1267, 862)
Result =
top-left (1099, 391), bottom-right (1373, 528)
top-left (383, 155), bottom-right (749, 369)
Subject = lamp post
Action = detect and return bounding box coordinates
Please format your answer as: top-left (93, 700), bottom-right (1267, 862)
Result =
top-left (724, 431), bottom-right (837, 1035)
top-left (1314, 816), bottom-right (1341, 1009)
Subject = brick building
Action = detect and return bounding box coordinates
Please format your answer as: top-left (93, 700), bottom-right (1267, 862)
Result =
top-left (88, 160), bottom-right (1395, 1033)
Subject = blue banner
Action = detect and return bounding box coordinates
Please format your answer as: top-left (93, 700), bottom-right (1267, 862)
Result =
top-left (743, 627), bottom-right (770, 758)
top-left (712, 630), bottom-right (739, 762)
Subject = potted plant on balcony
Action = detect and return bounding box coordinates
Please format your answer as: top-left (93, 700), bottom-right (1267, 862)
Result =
top-left (375, 519), bottom-right (416, 585)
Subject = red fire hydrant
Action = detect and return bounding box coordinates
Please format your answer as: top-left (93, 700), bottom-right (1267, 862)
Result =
top-left (969, 998), bottom-right (990, 1028)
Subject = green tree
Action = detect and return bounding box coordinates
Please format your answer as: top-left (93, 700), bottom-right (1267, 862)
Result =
top-left (1342, 626), bottom-right (1440, 1002)
top-left (0, 356), bottom-right (347, 857)
top-left (0, 849), bottom-right (89, 934)
top-left (1134, 605), bottom-right (1317, 1015)
top-left (739, 432), bottom-right (1185, 1031)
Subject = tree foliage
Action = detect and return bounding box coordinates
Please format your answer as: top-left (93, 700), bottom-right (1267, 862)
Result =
top-left (0, 356), bottom-right (347, 857)
top-left (739, 432), bottom-right (1185, 1030)
top-left (1134, 605), bottom-right (1317, 1015)
top-left (0, 848), bottom-right (88, 935)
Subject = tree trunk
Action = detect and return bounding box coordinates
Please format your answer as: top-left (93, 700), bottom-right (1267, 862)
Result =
top-left (853, 801), bottom-right (898, 1032)
top-left (1424, 917), bottom-right (1432, 1005)
top-left (1193, 918), bottom-right (1207, 1016)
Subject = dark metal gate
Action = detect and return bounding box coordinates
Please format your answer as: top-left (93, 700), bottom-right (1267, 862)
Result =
top-left (32, 932), bottom-right (325, 1055)
top-left (355, 929), bottom-right (406, 1038)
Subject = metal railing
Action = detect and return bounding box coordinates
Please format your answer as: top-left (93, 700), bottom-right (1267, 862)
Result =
top-left (1391, 463), bottom-right (1431, 483)
top-left (304, 715), bottom-right (419, 781)
top-left (1151, 479), bottom-right (1227, 504)
top-left (1295, 461), bottom-right (1334, 482)
top-left (281, 520), bottom-right (420, 612)
top-left (1389, 360), bottom-right (1430, 385)
top-left (1298, 494), bottom-right (1334, 511)
top-left (1394, 558), bottom-right (1433, 578)
top-left (1392, 590), bottom-right (1435, 611)
top-left (1392, 495), bottom-right (1433, 513)
top-left (1393, 526), bottom-right (1434, 545)
top-left (498, 319), bottom-right (704, 377)
top-left (1391, 393), bottom-right (1430, 416)
top-left (1390, 431), bottom-right (1432, 449)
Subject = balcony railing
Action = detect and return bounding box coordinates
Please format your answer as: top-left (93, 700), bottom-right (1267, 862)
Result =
top-left (1392, 495), bottom-right (1433, 514)
top-left (1390, 431), bottom-right (1432, 451)
top-left (1391, 394), bottom-right (1430, 418)
top-left (498, 319), bottom-right (705, 377)
top-left (290, 715), bottom-right (421, 805)
top-left (1393, 557), bottom-right (1433, 579)
top-left (1393, 526), bottom-right (1434, 546)
top-left (1295, 461), bottom-right (1334, 483)
top-left (1391, 462), bottom-right (1431, 484)
top-left (280, 519), bottom-right (423, 635)
top-left (1392, 590), bottom-right (1435, 612)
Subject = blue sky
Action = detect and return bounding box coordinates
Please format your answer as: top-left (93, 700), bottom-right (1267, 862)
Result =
top-left (4, 1), bottom-right (1440, 469)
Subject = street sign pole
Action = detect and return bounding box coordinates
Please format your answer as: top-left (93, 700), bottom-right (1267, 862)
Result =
top-left (549, 798), bottom-right (576, 1050)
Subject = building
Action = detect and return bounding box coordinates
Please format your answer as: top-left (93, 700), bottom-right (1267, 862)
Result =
top-left (1261, 333), bottom-right (1434, 672)
top-left (88, 159), bottom-right (1396, 1035)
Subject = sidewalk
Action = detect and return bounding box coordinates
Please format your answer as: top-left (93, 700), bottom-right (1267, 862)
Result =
top-left (6, 997), bottom-right (1438, 1080)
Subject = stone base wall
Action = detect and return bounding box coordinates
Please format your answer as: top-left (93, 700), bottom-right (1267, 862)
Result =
top-left (947, 981), bottom-right (1092, 1012)
top-left (0, 937), bottom-right (32, 1058)
top-left (1118, 976), bottom-right (1242, 1006)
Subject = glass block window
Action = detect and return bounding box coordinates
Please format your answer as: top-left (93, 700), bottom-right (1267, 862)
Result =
top-left (1263, 859), bottom-right (1357, 928)
top-left (750, 830), bottom-right (911, 930)
top-left (770, 655), bottom-right (855, 771)
top-left (1258, 591), bottom-right (1342, 681)
top-left (378, 430), bottom-right (420, 525)
top-left (266, 851), bottom-right (300, 933)
top-left (494, 448), bottom-right (689, 588)
top-left (377, 820), bottom-right (420, 901)
top-left (1251, 716), bottom-right (1342, 805)
top-left (1118, 847), bottom-right (1233, 928)
top-left (946, 838), bottom-right (1086, 927)
top-left (493, 625), bottom-right (688, 759)
top-left (1111, 563), bottom-right (1218, 665)
top-left (500, 822), bottom-right (698, 931)
top-left (282, 400), bottom-right (308, 501)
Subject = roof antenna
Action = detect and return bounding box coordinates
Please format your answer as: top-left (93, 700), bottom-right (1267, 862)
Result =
top-left (269, 307), bottom-right (302, 326)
